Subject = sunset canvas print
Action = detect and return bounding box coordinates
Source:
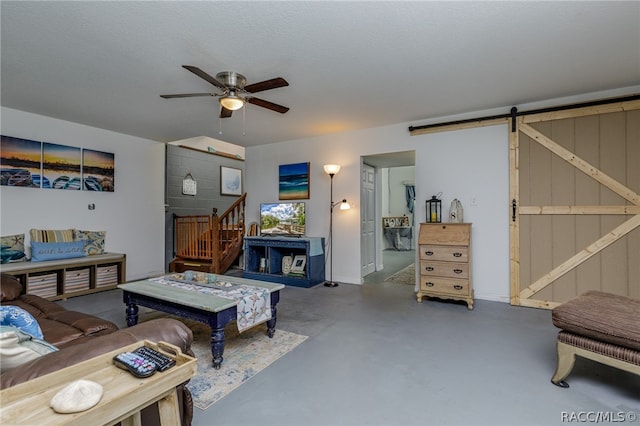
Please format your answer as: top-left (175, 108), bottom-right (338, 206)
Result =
top-left (83, 149), bottom-right (114, 191)
top-left (43, 142), bottom-right (81, 190)
top-left (0, 135), bottom-right (42, 188)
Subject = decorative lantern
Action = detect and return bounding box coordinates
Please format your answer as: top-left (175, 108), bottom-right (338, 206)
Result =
top-left (426, 195), bottom-right (442, 223)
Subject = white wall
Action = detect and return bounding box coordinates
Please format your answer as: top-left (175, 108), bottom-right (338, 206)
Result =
top-left (245, 122), bottom-right (510, 302)
top-left (0, 107), bottom-right (166, 280)
top-left (386, 166), bottom-right (415, 217)
top-left (244, 85), bottom-right (640, 303)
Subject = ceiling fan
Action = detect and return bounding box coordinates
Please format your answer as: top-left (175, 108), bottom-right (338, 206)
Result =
top-left (160, 65), bottom-right (289, 118)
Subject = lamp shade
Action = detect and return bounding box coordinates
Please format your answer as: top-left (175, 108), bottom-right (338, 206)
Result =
top-left (219, 94), bottom-right (245, 111)
top-left (339, 199), bottom-right (351, 210)
top-left (323, 164), bottom-right (341, 175)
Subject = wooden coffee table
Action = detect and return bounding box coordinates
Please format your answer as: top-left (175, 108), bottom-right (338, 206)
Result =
top-left (118, 276), bottom-right (284, 369)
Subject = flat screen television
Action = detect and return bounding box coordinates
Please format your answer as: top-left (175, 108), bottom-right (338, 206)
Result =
top-left (260, 202), bottom-right (305, 236)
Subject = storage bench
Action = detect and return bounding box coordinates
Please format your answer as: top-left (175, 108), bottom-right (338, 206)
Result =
top-left (0, 252), bottom-right (126, 300)
top-left (551, 291), bottom-right (640, 387)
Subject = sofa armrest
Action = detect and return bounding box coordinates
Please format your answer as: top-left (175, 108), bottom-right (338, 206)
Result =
top-left (1, 318), bottom-right (193, 389)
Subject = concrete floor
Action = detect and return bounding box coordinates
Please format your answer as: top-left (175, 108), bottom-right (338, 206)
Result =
top-left (59, 250), bottom-right (639, 426)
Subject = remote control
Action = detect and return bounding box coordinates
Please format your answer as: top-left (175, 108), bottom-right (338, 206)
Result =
top-left (113, 352), bottom-right (158, 378)
top-left (134, 346), bottom-right (176, 372)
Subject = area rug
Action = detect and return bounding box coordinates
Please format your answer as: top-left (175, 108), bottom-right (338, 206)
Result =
top-left (385, 263), bottom-right (415, 285)
top-left (140, 312), bottom-right (308, 410)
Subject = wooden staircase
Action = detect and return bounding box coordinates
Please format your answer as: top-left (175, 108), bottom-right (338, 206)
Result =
top-left (169, 193), bottom-right (246, 274)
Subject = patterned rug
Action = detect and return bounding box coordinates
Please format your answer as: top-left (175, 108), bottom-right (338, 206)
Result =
top-left (385, 263), bottom-right (415, 285)
top-left (140, 312), bottom-right (308, 410)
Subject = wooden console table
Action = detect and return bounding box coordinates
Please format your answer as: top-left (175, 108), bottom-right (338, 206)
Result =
top-left (0, 340), bottom-right (195, 426)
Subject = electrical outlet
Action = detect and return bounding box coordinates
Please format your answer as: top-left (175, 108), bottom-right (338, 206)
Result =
top-left (471, 197), bottom-right (478, 206)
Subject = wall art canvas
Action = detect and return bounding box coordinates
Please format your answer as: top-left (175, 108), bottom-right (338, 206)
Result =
top-left (220, 166), bottom-right (242, 196)
top-left (43, 142), bottom-right (81, 190)
top-left (0, 135), bottom-right (42, 188)
top-left (82, 149), bottom-right (115, 191)
top-left (279, 162), bottom-right (310, 200)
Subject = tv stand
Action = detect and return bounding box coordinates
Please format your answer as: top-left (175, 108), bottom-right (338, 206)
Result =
top-left (243, 236), bottom-right (325, 287)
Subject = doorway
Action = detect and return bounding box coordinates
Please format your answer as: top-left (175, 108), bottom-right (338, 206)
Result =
top-left (361, 151), bottom-right (416, 283)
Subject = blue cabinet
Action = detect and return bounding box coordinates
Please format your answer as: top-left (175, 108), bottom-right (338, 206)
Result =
top-left (243, 237), bottom-right (325, 287)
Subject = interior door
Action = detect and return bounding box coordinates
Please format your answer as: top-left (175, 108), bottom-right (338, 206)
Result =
top-left (361, 163), bottom-right (376, 277)
top-left (510, 101), bottom-right (640, 308)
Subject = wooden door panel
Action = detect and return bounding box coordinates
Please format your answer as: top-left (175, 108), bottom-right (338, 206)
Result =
top-left (513, 104), bottom-right (640, 308)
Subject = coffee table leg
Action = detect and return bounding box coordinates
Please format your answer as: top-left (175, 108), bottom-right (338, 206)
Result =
top-left (267, 305), bottom-right (277, 338)
top-left (125, 303), bottom-right (139, 326)
top-left (211, 327), bottom-right (225, 370)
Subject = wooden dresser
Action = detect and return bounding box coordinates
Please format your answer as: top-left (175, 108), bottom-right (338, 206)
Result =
top-left (417, 223), bottom-right (473, 310)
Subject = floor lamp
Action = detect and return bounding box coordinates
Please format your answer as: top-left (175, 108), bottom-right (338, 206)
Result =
top-left (324, 164), bottom-right (350, 287)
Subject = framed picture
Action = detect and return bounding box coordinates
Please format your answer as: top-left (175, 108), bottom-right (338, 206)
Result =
top-left (291, 255), bottom-right (307, 273)
top-left (220, 166), bottom-right (242, 196)
top-left (279, 162), bottom-right (310, 200)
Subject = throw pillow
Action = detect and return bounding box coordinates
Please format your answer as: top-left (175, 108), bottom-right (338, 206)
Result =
top-left (73, 230), bottom-right (106, 255)
top-left (0, 233), bottom-right (26, 264)
top-left (0, 273), bottom-right (23, 302)
top-left (29, 228), bottom-right (74, 243)
top-left (0, 305), bottom-right (44, 339)
top-left (0, 325), bottom-right (58, 372)
top-left (30, 241), bottom-right (86, 262)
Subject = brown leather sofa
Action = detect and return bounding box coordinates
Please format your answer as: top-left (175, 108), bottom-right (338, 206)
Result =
top-left (0, 273), bottom-right (194, 425)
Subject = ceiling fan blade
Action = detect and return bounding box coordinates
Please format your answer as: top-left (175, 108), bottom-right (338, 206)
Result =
top-left (182, 65), bottom-right (226, 90)
top-left (160, 93), bottom-right (213, 99)
top-left (220, 107), bottom-right (233, 118)
top-left (244, 77), bottom-right (289, 93)
top-left (247, 97), bottom-right (289, 114)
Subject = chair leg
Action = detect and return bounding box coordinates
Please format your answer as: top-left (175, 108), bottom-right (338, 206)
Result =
top-left (551, 341), bottom-right (575, 388)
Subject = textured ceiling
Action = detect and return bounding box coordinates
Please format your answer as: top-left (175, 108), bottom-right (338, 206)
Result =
top-left (2, 1), bottom-right (639, 147)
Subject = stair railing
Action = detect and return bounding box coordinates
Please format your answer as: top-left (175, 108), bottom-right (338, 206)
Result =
top-left (211, 192), bottom-right (247, 272)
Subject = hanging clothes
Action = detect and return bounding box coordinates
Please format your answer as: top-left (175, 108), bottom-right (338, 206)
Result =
top-left (405, 185), bottom-right (415, 213)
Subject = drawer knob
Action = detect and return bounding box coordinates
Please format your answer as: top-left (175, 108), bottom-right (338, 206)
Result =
top-left (453, 253), bottom-right (462, 257)
top-left (453, 269), bottom-right (463, 274)
top-left (454, 285), bottom-right (463, 290)
top-left (425, 267), bottom-right (434, 272)
top-left (425, 251), bottom-right (434, 256)
top-left (426, 282), bottom-right (434, 287)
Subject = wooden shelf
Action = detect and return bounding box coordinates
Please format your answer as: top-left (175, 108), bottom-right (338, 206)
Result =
top-left (0, 253), bottom-right (126, 300)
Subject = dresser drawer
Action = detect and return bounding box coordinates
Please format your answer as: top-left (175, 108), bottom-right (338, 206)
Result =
top-left (418, 223), bottom-right (470, 245)
top-left (419, 245), bottom-right (468, 262)
top-left (420, 276), bottom-right (471, 296)
top-left (420, 260), bottom-right (469, 279)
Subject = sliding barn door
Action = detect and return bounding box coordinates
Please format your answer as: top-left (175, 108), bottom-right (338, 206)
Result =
top-left (510, 101), bottom-right (640, 308)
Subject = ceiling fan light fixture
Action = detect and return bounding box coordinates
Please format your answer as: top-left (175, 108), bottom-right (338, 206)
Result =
top-left (219, 94), bottom-right (245, 111)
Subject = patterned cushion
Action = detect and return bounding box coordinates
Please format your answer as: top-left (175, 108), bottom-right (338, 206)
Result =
top-left (30, 241), bottom-right (86, 262)
top-left (29, 229), bottom-right (74, 243)
top-left (0, 306), bottom-right (44, 339)
top-left (0, 325), bottom-right (58, 372)
top-left (0, 234), bottom-right (26, 264)
top-left (73, 230), bottom-right (106, 255)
